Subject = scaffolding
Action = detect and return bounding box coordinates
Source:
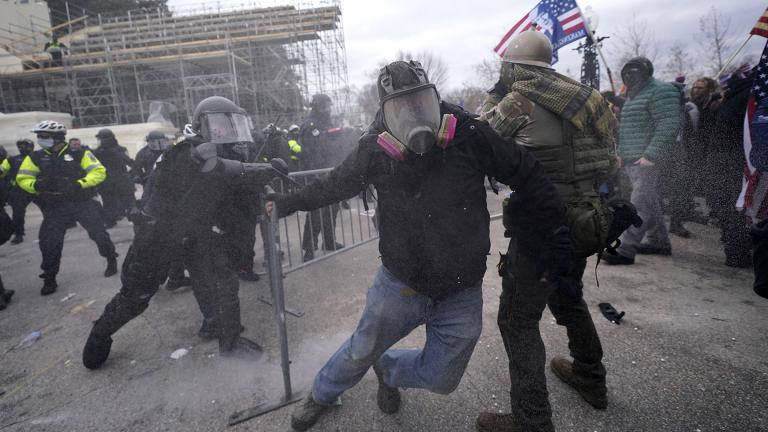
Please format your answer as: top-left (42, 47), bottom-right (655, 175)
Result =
top-left (0, 1), bottom-right (349, 128)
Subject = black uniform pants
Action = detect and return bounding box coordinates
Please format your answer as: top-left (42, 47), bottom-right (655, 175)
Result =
top-left (99, 181), bottom-right (135, 225)
top-left (39, 200), bottom-right (116, 280)
top-left (302, 203), bottom-right (340, 251)
top-left (92, 223), bottom-right (241, 343)
top-left (8, 188), bottom-right (33, 236)
top-left (497, 237), bottom-right (605, 432)
top-left (224, 214), bottom-right (258, 272)
top-left (659, 144), bottom-right (694, 224)
top-left (752, 219), bottom-right (768, 299)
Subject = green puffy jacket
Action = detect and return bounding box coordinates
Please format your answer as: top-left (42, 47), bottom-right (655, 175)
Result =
top-left (618, 78), bottom-right (681, 163)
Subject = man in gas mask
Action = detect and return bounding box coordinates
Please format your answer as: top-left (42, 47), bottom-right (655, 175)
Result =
top-left (476, 30), bottom-right (621, 432)
top-left (94, 128), bottom-right (136, 228)
top-left (82, 97), bottom-right (286, 369)
top-left (16, 121), bottom-right (118, 295)
top-left (266, 60), bottom-right (568, 431)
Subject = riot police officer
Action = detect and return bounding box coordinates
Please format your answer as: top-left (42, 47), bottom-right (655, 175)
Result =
top-left (133, 130), bottom-right (171, 185)
top-left (0, 139), bottom-right (35, 244)
top-left (16, 121), bottom-right (118, 295)
top-left (299, 94), bottom-right (344, 262)
top-left (82, 97), bottom-right (285, 369)
top-left (93, 128), bottom-right (135, 228)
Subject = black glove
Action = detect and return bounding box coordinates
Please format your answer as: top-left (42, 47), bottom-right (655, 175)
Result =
top-left (538, 225), bottom-right (572, 282)
top-left (264, 192), bottom-right (299, 218)
top-left (270, 158), bottom-right (289, 176)
top-left (63, 180), bottom-right (82, 196)
top-left (34, 177), bottom-right (57, 193)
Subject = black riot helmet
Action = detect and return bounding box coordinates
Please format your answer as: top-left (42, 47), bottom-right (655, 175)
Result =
top-left (310, 93), bottom-right (333, 112)
top-left (95, 128), bottom-right (117, 148)
top-left (146, 130), bottom-right (171, 151)
top-left (16, 138), bottom-right (34, 155)
top-left (189, 96), bottom-right (254, 162)
top-left (377, 60), bottom-right (442, 155)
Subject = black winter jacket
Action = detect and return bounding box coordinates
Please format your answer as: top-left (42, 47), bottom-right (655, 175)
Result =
top-left (280, 103), bottom-right (564, 300)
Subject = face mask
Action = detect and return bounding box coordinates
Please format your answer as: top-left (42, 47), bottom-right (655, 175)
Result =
top-left (38, 138), bottom-right (54, 149)
top-left (376, 114), bottom-right (457, 161)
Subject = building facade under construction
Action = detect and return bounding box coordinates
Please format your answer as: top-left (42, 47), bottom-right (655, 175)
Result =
top-left (0, 1), bottom-right (349, 129)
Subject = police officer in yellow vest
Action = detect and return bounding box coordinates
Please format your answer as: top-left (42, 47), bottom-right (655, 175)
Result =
top-left (17, 121), bottom-right (118, 296)
top-left (286, 124), bottom-right (302, 171)
top-left (476, 30), bottom-right (619, 432)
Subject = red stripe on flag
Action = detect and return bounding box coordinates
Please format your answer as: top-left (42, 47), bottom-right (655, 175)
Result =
top-left (494, 14), bottom-right (530, 53)
top-left (564, 23), bottom-right (585, 35)
top-left (521, 22), bottom-right (533, 32)
top-left (560, 13), bottom-right (581, 26)
top-left (752, 28), bottom-right (768, 38)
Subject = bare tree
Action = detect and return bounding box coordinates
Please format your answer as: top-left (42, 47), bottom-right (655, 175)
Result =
top-left (699, 6), bottom-right (732, 75)
top-left (395, 50), bottom-right (450, 90)
top-left (662, 42), bottom-right (694, 81)
top-left (443, 85), bottom-right (488, 114)
top-left (612, 12), bottom-right (659, 83)
top-left (473, 57), bottom-right (501, 89)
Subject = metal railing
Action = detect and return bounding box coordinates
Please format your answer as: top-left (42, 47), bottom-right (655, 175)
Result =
top-left (230, 170), bottom-right (377, 424)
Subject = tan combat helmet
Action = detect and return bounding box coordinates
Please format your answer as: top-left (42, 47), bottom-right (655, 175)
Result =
top-left (502, 30), bottom-right (553, 69)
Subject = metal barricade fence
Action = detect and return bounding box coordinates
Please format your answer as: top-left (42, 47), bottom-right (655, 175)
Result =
top-left (229, 169), bottom-right (378, 425)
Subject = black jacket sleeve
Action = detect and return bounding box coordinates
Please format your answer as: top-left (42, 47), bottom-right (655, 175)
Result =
top-left (476, 121), bottom-right (565, 235)
top-left (279, 138), bottom-right (373, 214)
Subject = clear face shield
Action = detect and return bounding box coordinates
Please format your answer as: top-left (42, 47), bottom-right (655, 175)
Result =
top-left (200, 112), bottom-right (254, 161)
top-left (381, 85), bottom-right (441, 155)
top-left (147, 136), bottom-right (171, 151)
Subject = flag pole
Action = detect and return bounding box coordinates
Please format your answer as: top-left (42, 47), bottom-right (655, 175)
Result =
top-left (716, 34), bottom-right (754, 79)
top-left (576, 2), bottom-right (615, 92)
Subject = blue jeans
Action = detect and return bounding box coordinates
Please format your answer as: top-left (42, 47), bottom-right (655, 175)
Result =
top-left (312, 266), bottom-right (483, 404)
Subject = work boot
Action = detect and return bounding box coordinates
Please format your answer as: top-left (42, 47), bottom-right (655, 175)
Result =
top-left (670, 221), bottom-right (691, 238)
top-left (303, 249), bottom-right (315, 263)
top-left (0, 290), bottom-right (14, 311)
top-left (636, 243), bottom-right (672, 256)
top-left (291, 393), bottom-right (332, 432)
top-left (322, 242), bottom-right (345, 252)
top-left (218, 335), bottom-right (263, 361)
top-left (82, 327), bottom-right (113, 370)
top-left (165, 276), bottom-right (192, 291)
top-left (40, 278), bottom-right (58, 296)
top-left (237, 269), bottom-right (260, 282)
top-left (198, 320), bottom-right (246, 340)
top-left (104, 256), bottom-right (118, 277)
top-left (10, 234), bottom-right (23, 244)
top-left (372, 360), bottom-right (401, 414)
top-left (475, 412), bottom-right (520, 432)
top-left (550, 356), bottom-right (607, 409)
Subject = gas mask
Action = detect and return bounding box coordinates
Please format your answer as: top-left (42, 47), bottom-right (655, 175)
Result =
top-left (377, 84), bottom-right (457, 160)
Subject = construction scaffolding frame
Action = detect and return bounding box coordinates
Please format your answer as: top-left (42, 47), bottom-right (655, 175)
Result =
top-left (0, 1), bottom-right (349, 129)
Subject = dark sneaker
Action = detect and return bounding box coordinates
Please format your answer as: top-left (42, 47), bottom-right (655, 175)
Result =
top-left (670, 222), bottom-right (691, 238)
top-left (166, 276), bottom-right (192, 291)
top-left (198, 321), bottom-right (245, 340)
top-left (302, 249), bottom-right (315, 263)
top-left (218, 336), bottom-right (263, 361)
top-left (237, 269), bottom-right (260, 282)
top-left (291, 393), bottom-right (332, 432)
top-left (83, 330), bottom-right (113, 370)
top-left (476, 412), bottom-right (520, 432)
top-left (602, 252), bottom-right (634, 265)
top-left (550, 356), bottom-right (607, 409)
top-left (322, 242), bottom-right (345, 252)
top-left (104, 256), bottom-right (118, 277)
top-left (372, 361), bottom-right (401, 414)
top-left (10, 234), bottom-right (23, 244)
top-left (41, 278), bottom-right (58, 296)
top-left (636, 243), bottom-right (672, 256)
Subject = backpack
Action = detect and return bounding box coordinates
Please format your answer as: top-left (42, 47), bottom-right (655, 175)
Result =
top-left (565, 196), bottom-right (642, 259)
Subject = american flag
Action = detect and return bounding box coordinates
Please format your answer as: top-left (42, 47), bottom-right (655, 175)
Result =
top-left (737, 40), bottom-right (768, 222)
top-left (493, 0), bottom-right (588, 64)
top-left (751, 7), bottom-right (768, 38)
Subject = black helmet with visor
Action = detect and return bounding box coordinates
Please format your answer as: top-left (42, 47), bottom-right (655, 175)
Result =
top-left (190, 96), bottom-right (254, 162)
